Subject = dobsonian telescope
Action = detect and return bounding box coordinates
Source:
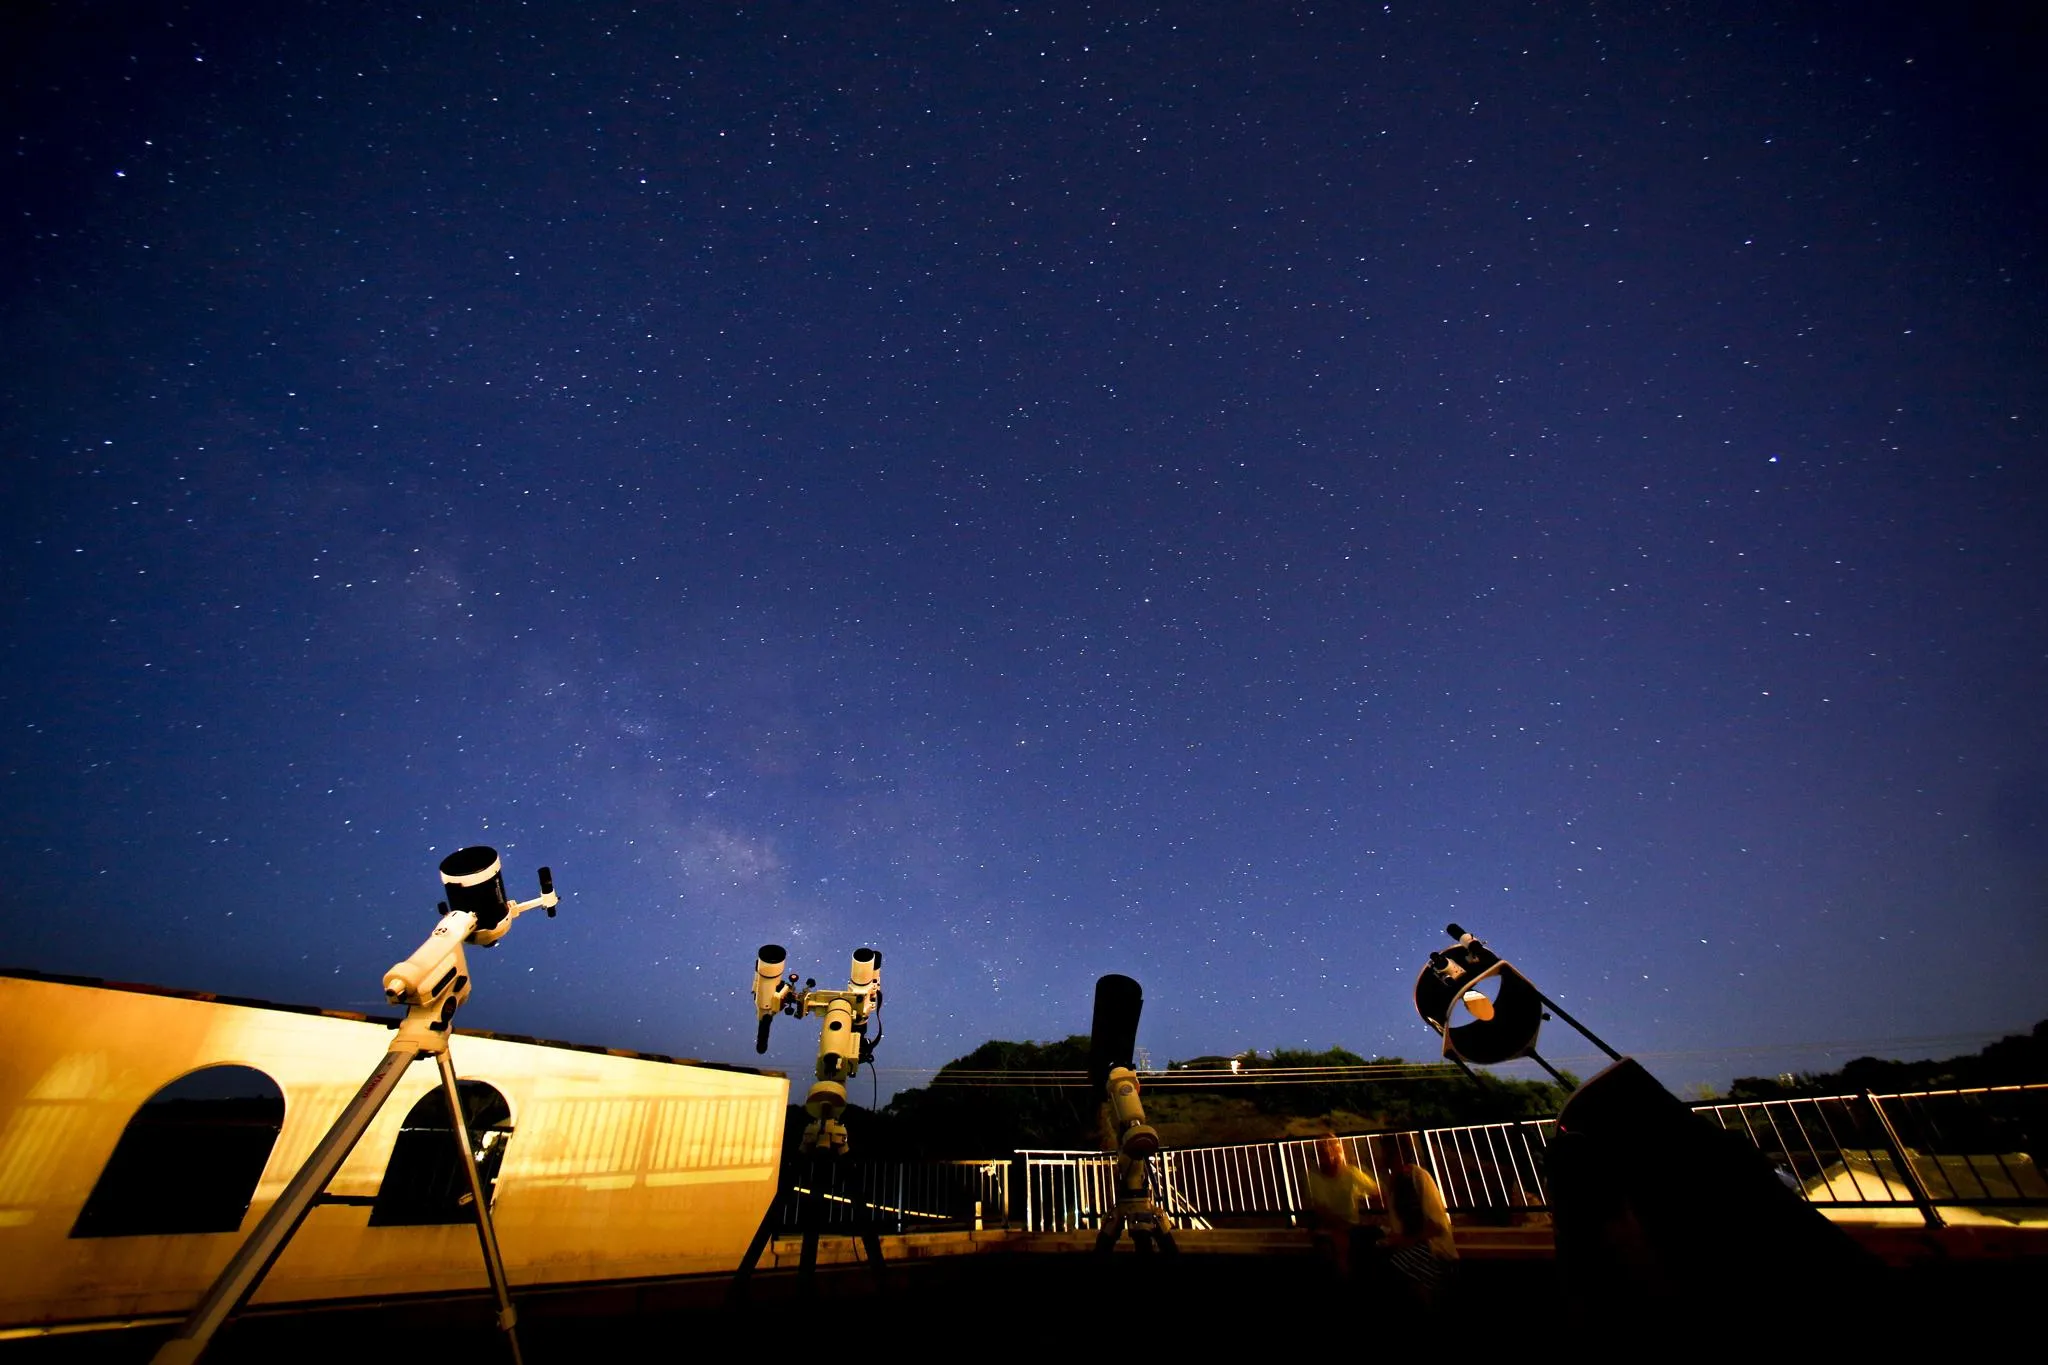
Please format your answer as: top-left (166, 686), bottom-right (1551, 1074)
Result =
top-left (154, 847), bottom-right (558, 1365)
top-left (1412, 923), bottom-right (1878, 1313)
top-left (1088, 973), bottom-right (1176, 1255)
top-left (752, 942), bottom-right (883, 1155)
top-left (1412, 922), bottom-right (1613, 1085)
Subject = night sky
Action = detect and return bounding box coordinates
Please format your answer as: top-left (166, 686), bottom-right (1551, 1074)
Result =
top-left (6, 2), bottom-right (2045, 1099)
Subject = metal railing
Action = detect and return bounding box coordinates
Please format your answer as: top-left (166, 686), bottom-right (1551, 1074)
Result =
top-left (1011, 1083), bottom-right (2045, 1232)
top-left (1695, 1084), bottom-right (2048, 1222)
top-left (772, 1158), bottom-right (1010, 1233)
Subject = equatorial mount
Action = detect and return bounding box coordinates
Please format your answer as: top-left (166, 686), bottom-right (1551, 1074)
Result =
top-left (752, 943), bottom-right (883, 1155)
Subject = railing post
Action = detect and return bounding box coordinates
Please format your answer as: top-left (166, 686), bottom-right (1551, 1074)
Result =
top-left (1021, 1152), bottom-right (1034, 1232)
top-left (1272, 1141), bottom-right (1299, 1227)
top-left (1864, 1090), bottom-right (1944, 1229)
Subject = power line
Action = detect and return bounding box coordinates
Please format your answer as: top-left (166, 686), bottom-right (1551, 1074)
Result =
top-left (871, 1026), bottom-right (2029, 1089)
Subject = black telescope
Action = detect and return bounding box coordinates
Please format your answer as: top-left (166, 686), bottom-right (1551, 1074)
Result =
top-left (439, 846), bottom-right (510, 931)
top-left (1413, 923), bottom-right (1547, 1065)
top-left (1088, 973), bottom-right (1144, 1091)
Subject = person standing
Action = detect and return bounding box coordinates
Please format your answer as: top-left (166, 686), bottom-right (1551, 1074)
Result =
top-left (1301, 1132), bottom-right (1380, 1276)
top-left (1379, 1149), bottom-right (1458, 1305)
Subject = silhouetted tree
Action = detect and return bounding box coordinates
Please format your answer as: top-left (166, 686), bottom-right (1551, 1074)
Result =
top-left (1726, 1019), bottom-right (2048, 1099)
top-left (880, 1035), bottom-right (1099, 1156)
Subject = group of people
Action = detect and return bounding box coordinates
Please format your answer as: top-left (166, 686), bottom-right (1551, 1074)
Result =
top-left (1301, 1132), bottom-right (1458, 1304)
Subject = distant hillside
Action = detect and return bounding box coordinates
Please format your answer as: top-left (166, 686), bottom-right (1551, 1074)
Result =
top-left (1724, 1019), bottom-right (2048, 1100)
top-left (862, 1038), bottom-right (1568, 1157)
top-left (777, 1024), bottom-right (2047, 1157)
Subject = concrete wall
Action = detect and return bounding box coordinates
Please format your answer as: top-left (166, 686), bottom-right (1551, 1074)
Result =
top-left (0, 975), bottom-right (788, 1326)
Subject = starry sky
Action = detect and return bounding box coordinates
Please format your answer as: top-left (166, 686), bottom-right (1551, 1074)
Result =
top-left (5, 2), bottom-right (2045, 1100)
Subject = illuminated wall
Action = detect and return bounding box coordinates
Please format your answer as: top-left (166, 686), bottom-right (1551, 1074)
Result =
top-left (0, 974), bottom-right (788, 1326)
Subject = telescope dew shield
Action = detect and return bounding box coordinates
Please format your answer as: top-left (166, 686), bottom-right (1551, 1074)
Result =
top-left (754, 945), bottom-right (789, 1013)
top-left (1088, 974), bottom-right (1144, 1091)
top-left (849, 946), bottom-right (880, 986)
top-left (439, 846), bottom-right (510, 933)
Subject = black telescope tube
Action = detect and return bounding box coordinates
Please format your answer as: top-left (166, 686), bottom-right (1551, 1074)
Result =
top-left (1088, 974), bottom-right (1144, 1090)
top-left (439, 846), bottom-right (509, 931)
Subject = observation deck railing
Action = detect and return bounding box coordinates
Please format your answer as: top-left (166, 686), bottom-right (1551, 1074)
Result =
top-left (771, 1158), bottom-right (1010, 1235)
top-left (1022, 1082), bottom-right (2045, 1232)
top-left (801, 1082), bottom-right (2042, 1235)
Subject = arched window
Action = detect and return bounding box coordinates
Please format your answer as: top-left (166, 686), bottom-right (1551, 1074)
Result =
top-left (71, 1065), bottom-right (285, 1238)
top-left (369, 1080), bottom-right (513, 1226)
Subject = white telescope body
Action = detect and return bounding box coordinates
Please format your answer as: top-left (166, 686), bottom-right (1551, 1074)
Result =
top-left (816, 998), bottom-right (861, 1080)
top-left (755, 945), bottom-right (790, 1016)
top-left (849, 947), bottom-right (879, 988)
top-left (383, 911), bottom-right (477, 1006)
top-left (1104, 1065), bottom-right (1160, 1158)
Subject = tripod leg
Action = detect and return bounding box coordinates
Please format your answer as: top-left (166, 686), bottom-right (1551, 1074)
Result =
top-left (797, 1161), bottom-right (822, 1300)
top-left (728, 1191), bottom-right (784, 1303)
top-left (436, 1048), bottom-right (523, 1365)
top-left (852, 1190), bottom-right (887, 1292)
top-left (152, 1044), bottom-right (421, 1365)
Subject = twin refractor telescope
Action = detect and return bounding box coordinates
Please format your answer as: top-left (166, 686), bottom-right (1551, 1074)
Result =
top-left (752, 942), bottom-right (883, 1154)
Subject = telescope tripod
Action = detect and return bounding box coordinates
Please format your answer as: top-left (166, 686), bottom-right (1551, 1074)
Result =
top-left (730, 1153), bottom-right (888, 1303)
top-left (152, 1000), bottom-right (523, 1365)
